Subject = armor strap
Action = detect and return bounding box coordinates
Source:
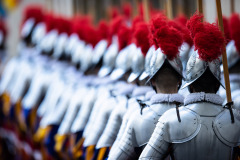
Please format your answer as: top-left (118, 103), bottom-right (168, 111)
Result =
top-left (136, 99), bottom-right (148, 115)
top-left (223, 101), bottom-right (235, 123)
top-left (110, 90), bottom-right (116, 98)
top-left (175, 102), bottom-right (181, 122)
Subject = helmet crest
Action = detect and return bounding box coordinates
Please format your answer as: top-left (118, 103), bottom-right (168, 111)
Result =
top-left (187, 13), bottom-right (224, 61)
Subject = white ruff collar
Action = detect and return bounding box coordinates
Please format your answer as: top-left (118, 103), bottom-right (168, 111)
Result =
top-left (150, 93), bottom-right (184, 105)
top-left (184, 92), bottom-right (224, 106)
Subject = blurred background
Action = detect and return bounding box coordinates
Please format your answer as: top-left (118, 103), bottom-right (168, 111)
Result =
top-left (1, 0), bottom-right (240, 58)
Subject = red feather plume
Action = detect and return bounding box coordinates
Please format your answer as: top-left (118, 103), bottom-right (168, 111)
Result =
top-left (168, 20), bottom-right (193, 47)
top-left (23, 5), bottom-right (43, 24)
top-left (108, 16), bottom-right (124, 45)
top-left (186, 13), bottom-right (204, 38)
top-left (134, 22), bottom-right (150, 57)
top-left (157, 26), bottom-right (183, 60)
top-left (83, 24), bottom-right (99, 47)
top-left (71, 17), bottom-right (82, 38)
top-left (97, 20), bottom-right (110, 40)
top-left (229, 13), bottom-right (240, 53)
top-left (132, 16), bottom-right (144, 30)
top-left (109, 16), bottom-right (124, 37)
top-left (149, 13), bottom-right (167, 49)
top-left (109, 7), bottom-right (119, 19)
top-left (216, 16), bottom-right (231, 44)
top-left (150, 14), bottom-right (183, 60)
top-left (187, 13), bottom-right (224, 61)
top-left (117, 24), bottom-right (132, 50)
top-left (175, 14), bottom-right (188, 26)
top-left (44, 13), bottom-right (56, 32)
top-left (71, 16), bottom-right (92, 40)
top-left (122, 3), bottom-right (132, 20)
top-left (0, 19), bottom-right (7, 38)
top-left (55, 17), bottom-right (72, 35)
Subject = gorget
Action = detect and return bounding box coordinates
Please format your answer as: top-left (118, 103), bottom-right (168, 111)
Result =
top-left (151, 93), bottom-right (184, 105)
top-left (184, 92), bottom-right (224, 106)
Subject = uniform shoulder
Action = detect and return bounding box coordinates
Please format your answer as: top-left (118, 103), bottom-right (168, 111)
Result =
top-left (213, 108), bottom-right (240, 147)
top-left (159, 107), bottom-right (201, 143)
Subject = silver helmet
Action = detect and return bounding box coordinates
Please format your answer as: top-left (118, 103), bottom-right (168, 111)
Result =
top-left (21, 18), bottom-right (35, 39)
top-left (181, 13), bottom-right (226, 90)
top-left (147, 48), bottom-right (183, 83)
top-left (98, 42), bottom-right (119, 77)
top-left (91, 40), bottom-right (108, 65)
top-left (52, 33), bottom-right (69, 59)
top-left (220, 40), bottom-right (239, 72)
top-left (40, 29), bottom-right (58, 53)
top-left (181, 49), bottom-right (224, 89)
top-left (109, 43), bottom-right (135, 80)
top-left (139, 46), bottom-right (155, 81)
top-left (80, 44), bottom-right (94, 73)
top-left (179, 42), bottom-right (191, 73)
top-left (127, 47), bottom-right (145, 83)
top-left (71, 39), bottom-right (85, 65)
top-left (31, 22), bottom-right (46, 45)
top-left (64, 33), bottom-right (80, 57)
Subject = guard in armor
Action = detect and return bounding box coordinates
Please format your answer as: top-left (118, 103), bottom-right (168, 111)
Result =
top-left (107, 20), bottom-right (157, 155)
top-left (96, 20), bottom-right (154, 157)
top-left (108, 14), bottom-right (184, 160)
top-left (139, 13), bottom-right (240, 160)
top-left (219, 14), bottom-right (240, 106)
top-left (82, 16), bottom-right (135, 159)
top-left (0, 19), bottom-right (8, 114)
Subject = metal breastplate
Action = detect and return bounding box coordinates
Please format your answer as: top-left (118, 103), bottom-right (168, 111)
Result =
top-left (172, 118), bottom-right (231, 160)
top-left (96, 95), bottom-right (128, 149)
top-left (131, 103), bottom-right (177, 147)
top-left (71, 88), bottom-right (96, 133)
top-left (136, 103), bottom-right (176, 147)
top-left (83, 97), bottom-right (117, 147)
top-left (168, 103), bottom-right (237, 160)
top-left (112, 103), bottom-right (177, 160)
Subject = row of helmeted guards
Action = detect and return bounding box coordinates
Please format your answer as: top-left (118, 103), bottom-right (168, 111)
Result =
top-left (109, 13), bottom-right (240, 160)
top-left (136, 13), bottom-right (240, 160)
top-left (0, 4), bottom-right (156, 159)
top-left (0, 4), bottom-right (240, 160)
top-left (0, 17), bottom-right (9, 159)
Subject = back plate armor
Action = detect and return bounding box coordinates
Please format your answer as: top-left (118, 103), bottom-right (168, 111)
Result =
top-left (140, 93), bottom-right (240, 160)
